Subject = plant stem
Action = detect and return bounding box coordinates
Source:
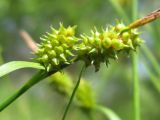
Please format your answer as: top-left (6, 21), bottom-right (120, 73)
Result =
top-left (61, 65), bottom-right (85, 120)
top-left (0, 70), bottom-right (47, 111)
top-left (132, 53), bottom-right (140, 120)
top-left (132, 0), bottom-right (140, 120)
top-left (132, 0), bottom-right (138, 21)
top-left (0, 64), bottom-right (69, 112)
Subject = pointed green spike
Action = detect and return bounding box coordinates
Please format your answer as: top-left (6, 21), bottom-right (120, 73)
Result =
top-left (52, 58), bottom-right (59, 65)
top-left (115, 54), bottom-right (118, 60)
top-left (48, 50), bottom-right (56, 58)
top-left (127, 39), bottom-right (134, 49)
top-left (40, 37), bottom-right (46, 41)
top-left (50, 26), bottom-right (58, 34)
top-left (51, 39), bottom-right (59, 46)
top-left (89, 48), bottom-right (97, 54)
top-left (54, 46), bottom-right (64, 54)
top-left (62, 44), bottom-right (69, 49)
top-left (44, 44), bottom-right (52, 50)
top-left (59, 54), bottom-right (67, 61)
top-left (105, 60), bottom-right (109, 67)
top-left (93, 61), bottom-right (100, 72)
top-left (46, 64), bottom-right (52, 71)
top-left (46, 32), bottom-right (57, 38)
top-left (65, 50), bottom-right (74, 56)
top-left (41, 54), bottom-right (48, 62)
top-left (37, 48), bottom-right (45, 54)
top-left (64, 61), bottom-right (70, 64)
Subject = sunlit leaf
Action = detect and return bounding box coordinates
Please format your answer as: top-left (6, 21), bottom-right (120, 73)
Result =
top-left (0, 61), bottom-right (45, 78)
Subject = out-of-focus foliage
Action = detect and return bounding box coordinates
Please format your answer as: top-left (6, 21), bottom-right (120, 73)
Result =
top-left (0, 0), bottom-right (160, 120)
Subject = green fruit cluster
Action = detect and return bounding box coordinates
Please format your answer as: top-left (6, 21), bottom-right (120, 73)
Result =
top-left (77, 23), bottom-right (143, 71)
top-left (34, 23), bottom-right (143, 71)
top-left (35, 23), bottom-right (79, 71)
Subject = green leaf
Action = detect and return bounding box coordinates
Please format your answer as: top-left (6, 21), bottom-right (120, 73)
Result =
top-left (94, 105), bottom-right (122, 120)
top-left (0, 61), bottom-right (45, 78)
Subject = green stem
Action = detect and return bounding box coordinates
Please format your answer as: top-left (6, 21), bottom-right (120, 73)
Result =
top-left (61, 65), bottom-right (86, 120)
top-left (132, 0), bottom-right (138, 20)
top-left (0, 64), bottom-right (69, 112)
top-left (132, 52), bottom-right (140, 120)
top-left (132, 0), bottom-right (140, 120)
top-left (0, 70), bottom-right (47, 111)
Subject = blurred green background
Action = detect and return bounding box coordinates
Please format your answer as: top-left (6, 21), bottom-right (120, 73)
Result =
top-left (0, 0), bottom-right (160, 120)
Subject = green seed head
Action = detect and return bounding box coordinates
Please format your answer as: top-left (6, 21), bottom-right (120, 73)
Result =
top-left (34, 22), bottom-right (143, 72)
top-left (34, 23), bottom-right (79, 71)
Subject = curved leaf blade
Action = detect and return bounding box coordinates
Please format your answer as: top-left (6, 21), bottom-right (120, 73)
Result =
top-left (94, 105), bottom-right (122, 120)
top-left (0, 61), bottom-right (45, 78)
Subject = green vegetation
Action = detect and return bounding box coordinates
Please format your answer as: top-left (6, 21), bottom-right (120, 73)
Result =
top-left (0, 0), bottom-right (160, 120)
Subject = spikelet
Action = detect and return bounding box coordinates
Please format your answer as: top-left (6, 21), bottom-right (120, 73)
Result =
top-left (77, 23), bottom-right (143, 71)
top-left (34, 23), bottom-right (79, 71)
top-left (34, 23), bottom-right (143, 72)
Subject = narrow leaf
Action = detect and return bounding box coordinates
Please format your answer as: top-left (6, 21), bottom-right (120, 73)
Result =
top-left (0, 61), bottom-right (45, 77)
top-left (95, 105), bottom-right (121, 120)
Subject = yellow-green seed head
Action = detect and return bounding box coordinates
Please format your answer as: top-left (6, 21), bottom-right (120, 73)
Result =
top-left (34, 23), bottom-right (143, 72)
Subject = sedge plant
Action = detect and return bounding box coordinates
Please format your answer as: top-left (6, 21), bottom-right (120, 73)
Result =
top-left (0, 9), bottom-right (159, 120)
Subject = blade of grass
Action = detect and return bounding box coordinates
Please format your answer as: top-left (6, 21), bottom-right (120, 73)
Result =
top-left (0, 70), bottom-right (47, 111)
top-left (0, 61), bottom-right (45, 78)
top-left (94, 105), bottom-right (122, 120)
top-left (0, 63), bottom-right (69, 111)
top-left (61, 64), bottom-right (86, 120)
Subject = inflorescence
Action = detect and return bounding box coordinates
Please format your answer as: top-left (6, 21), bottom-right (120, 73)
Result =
top-left (34, 23), bottom-right (143, 71)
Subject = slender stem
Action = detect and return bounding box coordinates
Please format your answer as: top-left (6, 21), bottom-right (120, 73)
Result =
top-left (132, 53), bottom-right (140, 120)
top-left (132, 0), bottom-right (138, 20)
top-left (0, 64), bottom-right (69, 112)
top-left (0, 70), bottom-right (47, 111)
top-left (61, 65), bottom-right (86, 120)
top-left (132, 0), bottom-right (140, 120)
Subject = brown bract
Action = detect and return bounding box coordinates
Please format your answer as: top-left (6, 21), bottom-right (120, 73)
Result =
top-left (129, 8), bottom-right (160, 29)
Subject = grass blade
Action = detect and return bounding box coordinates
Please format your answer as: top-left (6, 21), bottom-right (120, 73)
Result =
top-left (0, 61), bottom-right (45, 78)
top-left (0, 70), bottom-right (47, 111)
top-left (94, 105), bottom-right (121, 120)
